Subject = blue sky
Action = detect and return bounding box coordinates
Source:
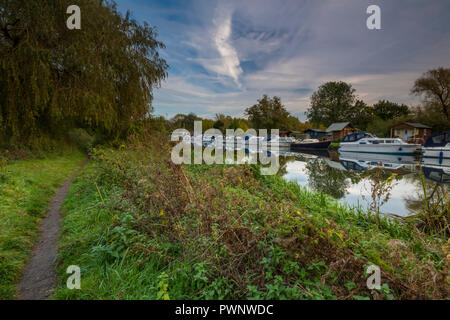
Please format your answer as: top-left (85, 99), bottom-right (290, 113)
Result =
top-left (117, 0), bottom-right (450, 120)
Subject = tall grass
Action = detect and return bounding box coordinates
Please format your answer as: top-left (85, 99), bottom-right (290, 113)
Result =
top-left (52, 133), bottom-right (448, 300)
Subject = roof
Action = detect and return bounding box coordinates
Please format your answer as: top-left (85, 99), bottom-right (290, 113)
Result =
top-left (326, 122), bottom-right (353, 132)
top-left (402, 122), bottom-right (432, 129)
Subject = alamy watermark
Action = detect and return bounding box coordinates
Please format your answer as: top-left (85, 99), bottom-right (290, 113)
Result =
top-left (66, 265), bottom-right (81, 290)
top-left (366, 264), bottom-right (381, 290)
top-left (367, 5), bottom-right (381, 30)
top-left (171, 121), bottom-right (280, 175)
top-left (67, 5), bottom-right (81, 30)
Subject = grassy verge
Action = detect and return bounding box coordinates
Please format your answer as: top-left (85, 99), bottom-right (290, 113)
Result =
top-left (0, 149), bottom-right (86, 299)
top-left (53, 134), bottom-right (448, 300)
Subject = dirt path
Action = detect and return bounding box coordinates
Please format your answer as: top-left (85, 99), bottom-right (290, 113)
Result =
top-left (17, 160), bottom-right (88, 300)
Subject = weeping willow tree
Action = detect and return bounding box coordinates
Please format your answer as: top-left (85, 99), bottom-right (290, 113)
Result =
top-left (0, 0), bottom-right (168, 147)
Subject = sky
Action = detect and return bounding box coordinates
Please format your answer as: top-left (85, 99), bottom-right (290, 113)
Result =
top-left (117, 0), bottom-right (450, 121)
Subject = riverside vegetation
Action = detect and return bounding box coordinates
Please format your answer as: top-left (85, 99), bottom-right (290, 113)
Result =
top-left (50, 132), bottom-right (448, 300)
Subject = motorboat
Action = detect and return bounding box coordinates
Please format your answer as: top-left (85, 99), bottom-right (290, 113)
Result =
top-left (339, 132), bottom-right (421, 155)
top-left (422, 132), bottom-right (450, 166)
top-left (266, 135), bottom-right (299, 149)
top-left (290, 139), bottom-right (331, 151)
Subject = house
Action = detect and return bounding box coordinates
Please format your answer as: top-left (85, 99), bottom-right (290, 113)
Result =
top-left (326, 122), bottom-right (357, 141)
top-left (304, 129), bottom-right (328, 140)
top-left (390, 122), bottom-right (432, 144)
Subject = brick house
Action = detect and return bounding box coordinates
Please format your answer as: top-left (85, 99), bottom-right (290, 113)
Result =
top-left (390, 122), bottom-right (432, 144)
top-left (326, 122), bottom-right (357, 141)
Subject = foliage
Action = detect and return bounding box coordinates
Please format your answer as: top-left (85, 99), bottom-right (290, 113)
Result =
top-left (412, 67), bottom-right (450, 120)
top-left (0, 0), bottom-right (168, 147)
top-left (307, 81), bottom-right (357, 127)
top-left (52, 134), bottom-right (447, 300)
top-left (372, 100), bottom-right (410, 121)
top-left (245, 95), bottom-right (290, 130)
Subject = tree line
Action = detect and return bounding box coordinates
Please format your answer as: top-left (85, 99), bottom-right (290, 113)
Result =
top-left (307, 67), bottom-right (450, 135)
top-left (164, 67), bottom-right (449, 137)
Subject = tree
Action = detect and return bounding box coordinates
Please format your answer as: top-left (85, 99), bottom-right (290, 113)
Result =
top-left (372, 100), bottom-right (410, 121)
top-left (349, 100), bottom-right (375, 131)
top-left (228, 118), bottom-right (248, 131)
top-left (307, 82), bottom-right (357, 127)
top-left (245, 95), bottom-right (290, 130)
top-left (0, 0), bottom-right (168, 146)
top-left (412, 67), bottom-right (450, 120)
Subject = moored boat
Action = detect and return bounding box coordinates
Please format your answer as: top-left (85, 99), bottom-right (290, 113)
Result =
top-left (422, 132), bottom-right (450, 165)
top-left (339, 132), bottom-right (421, 155)
top-left (290, 139), bottom-right (331, 151)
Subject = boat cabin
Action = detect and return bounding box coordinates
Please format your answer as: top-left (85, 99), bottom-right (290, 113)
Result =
top-left (341, 132), bottom-right (372, 143)
top-left (423, 132), bottom-right (450, 148)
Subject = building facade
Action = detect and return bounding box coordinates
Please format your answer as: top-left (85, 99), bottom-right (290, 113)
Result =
top-left (326, 122), bottom-right (357, 141)
top-left (390, 122), bottom-right (432, 144)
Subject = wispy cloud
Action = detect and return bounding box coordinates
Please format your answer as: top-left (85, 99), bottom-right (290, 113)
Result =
top-left (212, 4), bottom-right (243, 87)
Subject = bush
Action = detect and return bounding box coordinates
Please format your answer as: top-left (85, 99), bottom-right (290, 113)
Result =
top-left (67, 128), bottom-right (94, 152)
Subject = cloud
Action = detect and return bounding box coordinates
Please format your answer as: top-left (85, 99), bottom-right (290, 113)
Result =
top-left (119, 0), bottom-right (450, 119)
top-left (212, 5), bottom-right (243, 87)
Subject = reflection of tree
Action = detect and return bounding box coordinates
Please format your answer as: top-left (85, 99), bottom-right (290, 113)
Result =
top-left (277, 156), bottom-right (293, 177)
top-left (404, 174), bottom-right (449, 213)
top-left (305, 159), bottom-right (363, 199)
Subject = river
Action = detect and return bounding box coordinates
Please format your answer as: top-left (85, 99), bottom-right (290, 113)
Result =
top-left (277, 150), bottom-right (449, 217)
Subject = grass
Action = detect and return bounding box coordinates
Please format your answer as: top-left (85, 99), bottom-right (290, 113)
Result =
top-left (0, 149), bottom-right (86, 299)
top-left (51, 134), bottom-right (448, 300)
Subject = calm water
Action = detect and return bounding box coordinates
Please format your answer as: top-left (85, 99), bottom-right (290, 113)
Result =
top-left (278, 151), bottom-right (449, 216)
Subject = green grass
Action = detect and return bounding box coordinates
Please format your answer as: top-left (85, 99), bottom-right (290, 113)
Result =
top-left (51, 141), bottom-right (447, 300)
top-left (0, 150), bottom-right (86, 299)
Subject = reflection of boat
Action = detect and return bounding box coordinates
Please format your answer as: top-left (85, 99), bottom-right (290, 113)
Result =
top-left (339, 132), bottom-right (421, 155)
top-left (323, 159), bottom-right (347, 171)
top-left (291, 139), bottom-right (331, 151)
top-left (422, 132), bottom-right (450, 166)
top-left (422, 165), bottom-right (450, 184)
top-left (339, 152), bottom-right (417, 165)
top-left (293, 150), bottom-right (330, 159)
top-left (339, 158), bottom-right (405, 171)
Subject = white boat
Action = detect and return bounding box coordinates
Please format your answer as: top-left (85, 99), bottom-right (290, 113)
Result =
top-left (339, 132), bottom-right (421, 155)
top-left (422, 132), bottom-right (450, 166)
top-left (266, 135), bottom-right (298, 149)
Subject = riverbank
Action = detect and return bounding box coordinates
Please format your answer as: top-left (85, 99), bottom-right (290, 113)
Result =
top-left (52, 134), bottom-right (448, 299)
top-left (0, 150), bottom-right (86, 299)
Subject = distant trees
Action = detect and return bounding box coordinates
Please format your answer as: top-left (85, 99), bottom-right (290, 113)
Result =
top-left (0, 0), bottom-right (168, 146)
top-left (412, 67), bottom-right (450, 120)
top-left (307, 82), bottom-right (359, 127)
top-left (245, 95), bottom-right (290, 130)
top-left (372, 100), bottom-right (410, 121)
top-left (170, 113), bottom-right (200, 132)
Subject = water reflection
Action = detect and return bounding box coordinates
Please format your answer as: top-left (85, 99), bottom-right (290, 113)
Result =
top-left (281, 150), bottom-right (449, 216)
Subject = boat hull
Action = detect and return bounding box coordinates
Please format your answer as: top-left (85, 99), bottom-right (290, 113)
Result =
top-left (290, 141), bottom-right (331, 151)
top-left (422, 147), bottom-right (450, 161)
top-left (422, 148), bottom-right (450, 167)
top-left (339, 144), bottom-right (420, 155)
